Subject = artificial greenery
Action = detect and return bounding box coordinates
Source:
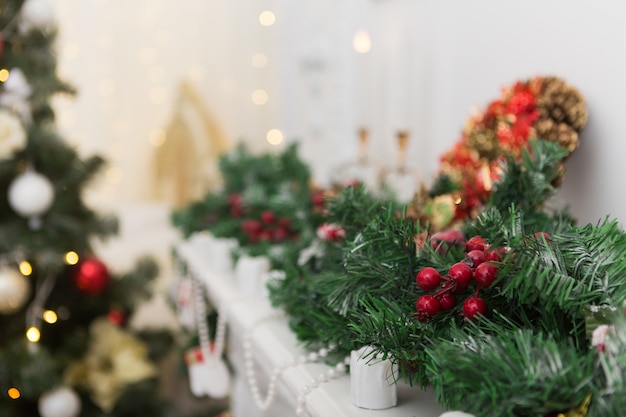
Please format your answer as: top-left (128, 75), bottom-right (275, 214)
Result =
top-left (266, 139), bottom-right (626, 416)
top-left (266, 184), bottom-right (403, 361)
top-left (172, 142), bottom-right (324, 268)
top-left (347, 141), bottom-right (626, 416)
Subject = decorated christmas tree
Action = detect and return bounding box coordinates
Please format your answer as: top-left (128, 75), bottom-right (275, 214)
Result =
top-left (0, 1), bottom-right (172, 416)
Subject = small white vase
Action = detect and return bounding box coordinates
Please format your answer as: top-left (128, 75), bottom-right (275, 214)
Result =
top-left (350, 345), bottom-right (398, 409)
top-left (209, 237), bottom-right (238, 275)
top-left (235, 255), bottom-right (271, 294)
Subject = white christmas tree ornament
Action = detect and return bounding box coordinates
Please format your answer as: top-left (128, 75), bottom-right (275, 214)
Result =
top-left (38, 386), bottom-right (81, 417)
top-left (19, 0), bottom-right (55, 33)
top-left (8, 168), bottom-right (55, 229)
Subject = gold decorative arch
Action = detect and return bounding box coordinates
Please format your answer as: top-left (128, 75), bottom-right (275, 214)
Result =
top-left (151, 80), bottom-right (230, 208)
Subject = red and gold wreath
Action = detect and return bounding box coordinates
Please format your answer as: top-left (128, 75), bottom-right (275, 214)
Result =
top-left (434, 76), bottom-right (588, 225)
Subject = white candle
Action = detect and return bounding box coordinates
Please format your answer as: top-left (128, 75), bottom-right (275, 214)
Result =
top-left (390, 29), bottom-right (412, 132)
top-left (354, 29), bottom-right (373, 127)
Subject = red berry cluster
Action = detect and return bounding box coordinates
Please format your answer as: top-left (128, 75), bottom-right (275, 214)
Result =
top-left (240, 210), bottom-right (297, 244)
top-left (415, 235), bottom-right (503, 322)
top-left (311, 189), bottom-right (326, 213)
top-left (228, 193), bottom-right (244, 217)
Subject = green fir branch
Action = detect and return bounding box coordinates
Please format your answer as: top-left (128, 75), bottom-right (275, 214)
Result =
top-left (489, 139), bottom-right (568, 215)
top-left (425, 326), bottom-right (595, 417)
top-left (589, 317), bottom-right (626, 417)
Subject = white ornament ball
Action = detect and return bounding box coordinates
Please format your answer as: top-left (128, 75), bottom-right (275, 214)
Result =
top-left (8, 170), bottom-right (54, 218)
top-left (0, 266), bottom-right (30, 314)
top-left (19, 0), bottom-right (55, 31)
top-left (38, 387), bottom-right (81, 417)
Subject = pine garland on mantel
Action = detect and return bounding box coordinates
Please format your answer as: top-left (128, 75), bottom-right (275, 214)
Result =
top-left (269, 140), bottom-right (626, 416)
top-left (173, 76), bottom-right (626, 416)
top-left (172, 142), bottom-right (324, 267)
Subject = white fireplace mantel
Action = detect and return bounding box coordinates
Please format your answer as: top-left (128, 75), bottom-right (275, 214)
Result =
top-left (175, 237), bottom-right (447, 417)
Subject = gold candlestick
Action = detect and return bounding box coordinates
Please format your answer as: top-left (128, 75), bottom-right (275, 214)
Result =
top-left (358, 127), bottom-right (369, 164)
top-left (396, 130), bottom-right (409, 173)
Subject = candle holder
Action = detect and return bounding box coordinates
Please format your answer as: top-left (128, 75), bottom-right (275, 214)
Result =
top-left (331, 127), bottom-right (380, 192)
top-left (379, 130), bottom-right (422, 203)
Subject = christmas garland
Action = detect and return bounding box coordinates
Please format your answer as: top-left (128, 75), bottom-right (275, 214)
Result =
top-left (266, 77), bottom-right (626, 417)
top-left (412, 76), bottom-right (588, 231)
top-left (173, 76), bottom-right (625, 416)
top-left (172, 142), bottom-right (325, 268)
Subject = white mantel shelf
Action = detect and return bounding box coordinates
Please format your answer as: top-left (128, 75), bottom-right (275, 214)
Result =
top-left (176, 238), bottom-right (447, 417)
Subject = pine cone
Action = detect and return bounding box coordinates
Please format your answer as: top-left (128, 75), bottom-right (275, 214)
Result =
top-left (536, 76), bottom-right (588, 135)
top-left (534, 119), bottom-right (580, 153)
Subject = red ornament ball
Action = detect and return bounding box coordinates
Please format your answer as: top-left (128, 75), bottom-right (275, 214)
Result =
top-left (416, 267), bottom-right (442, 291)
top-left (73, 258), bottom-right (110, 295)
top-left (416, 295), bottom-right (440, 321)
top-left (475, 262), bottom-right (499, 288)
top-left (463, 296), bottom-right (487, 320)
top-left (447, 262), bottom-right (473, 289)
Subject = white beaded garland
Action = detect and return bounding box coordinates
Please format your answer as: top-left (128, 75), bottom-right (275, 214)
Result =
top-left (241, 315), bottom-right (349, 415)
top-left (175, 255), bottom-right (351, 416)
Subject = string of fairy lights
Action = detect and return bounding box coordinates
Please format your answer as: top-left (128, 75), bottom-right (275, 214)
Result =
top-left (3, 249), bottom-right (81, 401)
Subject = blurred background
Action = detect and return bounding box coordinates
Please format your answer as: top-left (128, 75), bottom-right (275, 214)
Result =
top-left (52, 0), bottom-right (626, 228)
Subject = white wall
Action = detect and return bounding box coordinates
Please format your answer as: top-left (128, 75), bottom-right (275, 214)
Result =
top-left (53, 0), bottom-right (626, 226)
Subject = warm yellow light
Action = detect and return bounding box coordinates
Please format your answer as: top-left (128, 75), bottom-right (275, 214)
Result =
top-left (43, 310), bottom-right (58, 324)
top-left (64, 251), bottom-right (79, 265)
top-left (7, 388), bottom-right (20, 400)
top-left (259, 11), bottom-right (276, 27)
top-left (353, 30), bottom-right (371, 54)
top-left (19, 261), bottom-right (32, 276)
top-left (251, 89), bottom-right (268, 105)
top-left (0, 69), bottom-right (9, 82)
top-left (252, 53), bottom-right (268, 68)
top-left (26, 327), bottom-right (40, 343)
top-left (149, 129), bottom-right (166, 147)
top-left (266, 129), bottom-right (284, 146)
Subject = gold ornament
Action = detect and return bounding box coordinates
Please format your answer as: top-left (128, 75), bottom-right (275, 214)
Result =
top-left (64, 318), bottom-right (156, 412)
top-left (0, 265), bottom-right (31, 314)
top-left (0, 109), bottom-right (26, 159)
